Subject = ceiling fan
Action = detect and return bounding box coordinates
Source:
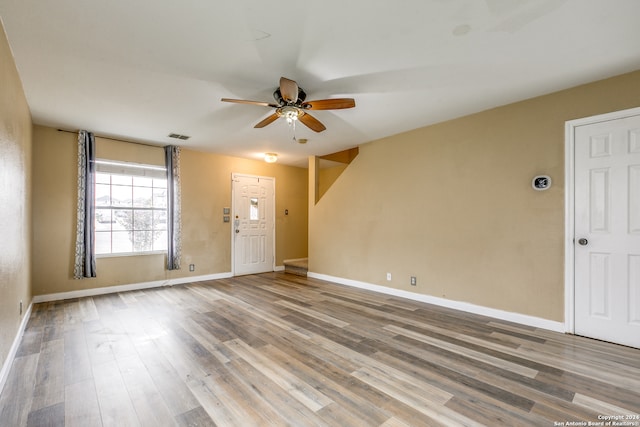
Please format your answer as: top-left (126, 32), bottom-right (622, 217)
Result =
top-left (221, 77), bottom-right (356, 133)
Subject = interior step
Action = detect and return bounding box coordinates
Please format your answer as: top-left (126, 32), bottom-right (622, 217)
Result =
top-left (283, 258), bottom-right (308, 277)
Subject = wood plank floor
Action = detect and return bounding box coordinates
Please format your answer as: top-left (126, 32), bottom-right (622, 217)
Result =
top-left (1, 273), bottom-right (639, 426)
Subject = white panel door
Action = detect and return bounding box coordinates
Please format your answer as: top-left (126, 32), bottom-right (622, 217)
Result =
top-left (574, 114), bottom-right (640, 348)
top-left (232, 174), bottom-right (275, 276)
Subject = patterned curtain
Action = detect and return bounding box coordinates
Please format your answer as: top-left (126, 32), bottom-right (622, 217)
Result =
top-left (165, 145), bottom-right (182, 270)
top-left (73, 130), bottom-right (97, 278)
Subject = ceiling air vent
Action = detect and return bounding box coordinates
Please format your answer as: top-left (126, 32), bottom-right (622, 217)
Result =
top-left (168, 133), bottom-right (190, 140)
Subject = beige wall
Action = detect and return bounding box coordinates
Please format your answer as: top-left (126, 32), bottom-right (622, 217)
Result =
top-left (0, 21), bottom-right (32, 369)
top-left (318, 163), bottom-right (348, 200)
top-left (310, 70), bottom-right (640, 322)
top-left (31, 126), bottom-right (308, 296)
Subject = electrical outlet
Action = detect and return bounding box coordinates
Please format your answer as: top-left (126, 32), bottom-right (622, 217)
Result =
top-left (189, 264), bottom-right (195, 272)
top-left (410, 276), bottom-right (417, 286)
top-left (386, 272), bottom-right (392, 281)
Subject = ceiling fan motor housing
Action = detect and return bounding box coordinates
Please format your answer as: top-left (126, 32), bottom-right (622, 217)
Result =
top-left (273, 87), bottom-right (307, 106)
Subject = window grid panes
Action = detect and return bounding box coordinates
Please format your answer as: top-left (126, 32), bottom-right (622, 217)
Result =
top-left (95, 172), bottom-right (168, 255)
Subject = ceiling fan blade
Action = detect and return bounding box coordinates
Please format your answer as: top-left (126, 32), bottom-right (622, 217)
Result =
top-left (302, 98), bottom-right (356, 110)
top-left (221, 98), bottom-right (278, 108)
top-left (298, 113), bottom-right (326, 133)
top-left (279, 77), bottom-right (299, 103)
top-left (254, 113), bottom-right (280, 128)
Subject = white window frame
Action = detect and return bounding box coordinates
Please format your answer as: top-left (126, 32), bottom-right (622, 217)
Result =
top-left (94, 159), bottom-right (168, 257)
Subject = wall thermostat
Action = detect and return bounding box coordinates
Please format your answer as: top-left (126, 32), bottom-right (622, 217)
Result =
top-left (532, 175), bottom-right (551, 191)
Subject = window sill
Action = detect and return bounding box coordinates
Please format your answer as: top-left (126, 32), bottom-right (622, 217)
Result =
top-left (96, 251), bottom-right (166, 259)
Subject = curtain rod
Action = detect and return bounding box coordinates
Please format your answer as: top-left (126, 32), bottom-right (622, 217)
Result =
top-left (57, 128), bottom-right (164, 148)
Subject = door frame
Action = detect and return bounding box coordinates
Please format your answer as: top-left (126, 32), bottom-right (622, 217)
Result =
top-left (231, 173), bottom-right (276, 276)
top-left (564, 106), bottom-right (640, 334)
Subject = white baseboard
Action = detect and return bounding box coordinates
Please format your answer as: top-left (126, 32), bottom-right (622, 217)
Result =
top-left (307, 272), bottom-right (565, 333)
top-left (0, 302), bottom-right (33, 396)
top-left (274, 265), bottom-right (285, 272)
top-left (32, 272), bottom-right (233, 303)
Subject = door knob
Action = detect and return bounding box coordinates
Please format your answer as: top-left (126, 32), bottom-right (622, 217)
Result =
top-left (578, 238), bottom-right (588, 246)
top-left (235, 229), bottom-right (240, 234)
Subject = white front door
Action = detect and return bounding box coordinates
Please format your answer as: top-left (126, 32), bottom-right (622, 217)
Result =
top-left (573, 112), bottom-right (640, 348)
top-left (232, 174), bottom-right (275, 276)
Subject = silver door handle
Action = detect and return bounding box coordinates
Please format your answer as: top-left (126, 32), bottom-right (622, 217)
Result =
top-left (578, 238), bottom-right (588, 246)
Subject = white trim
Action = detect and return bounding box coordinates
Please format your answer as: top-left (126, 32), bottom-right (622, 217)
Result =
top-left (308, 272), bottom-right (565, 333)
top-left (32, 272), bottom-right (233, 303)
top-left (274, 265), bottom-right (285, 272)
top-left (564, 119), bottom-right (576, 334)
top-left (231, 175), bottom-right (236, 275)
top-left (0, 302), bottom-right (33, 396)
top-left (563, 106), bottom-right (640, 334)
top-left (94, 158), bottom-right (166, 178)
top-left (96, 250), bottom-right (166, 259)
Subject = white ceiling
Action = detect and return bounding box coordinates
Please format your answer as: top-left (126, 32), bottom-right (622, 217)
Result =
top-left (1, 0), bottom-right (639, 167)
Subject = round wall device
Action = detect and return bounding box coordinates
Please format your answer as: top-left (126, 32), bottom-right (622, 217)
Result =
top-left (532, 175), bottom-right (552, 191)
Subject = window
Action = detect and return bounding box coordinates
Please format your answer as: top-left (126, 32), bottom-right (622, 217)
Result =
top-left (250, 197), bottom-right (259, 220)
top-left (94, 160), bottom-right (167, 255)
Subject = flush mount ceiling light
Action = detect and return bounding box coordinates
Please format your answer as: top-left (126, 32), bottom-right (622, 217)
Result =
top-left (264, 153), bottom-right (278, 163)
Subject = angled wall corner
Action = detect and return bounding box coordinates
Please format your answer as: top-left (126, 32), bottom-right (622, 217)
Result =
top-left (316, 147), bottom-right (359, 202)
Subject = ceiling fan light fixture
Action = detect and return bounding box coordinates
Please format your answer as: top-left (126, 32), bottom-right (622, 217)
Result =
top-left (285, 111), bottom-right (298, 124)
top-left (264, 152), bottom-right (278, 163)
top-left (277, 105), bottom-right (303, 124)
